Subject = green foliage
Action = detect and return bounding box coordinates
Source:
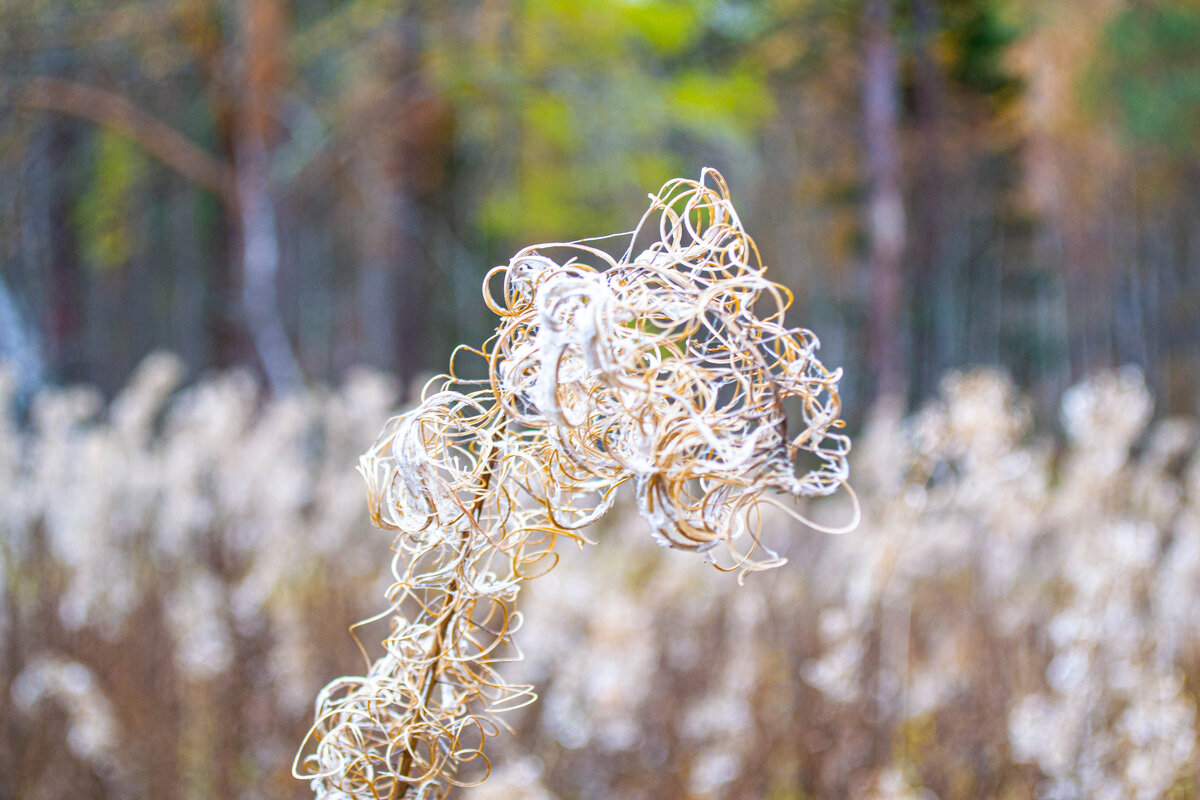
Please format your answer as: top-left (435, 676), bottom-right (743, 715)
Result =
top-left (73, 130), bottom-right (147, 272)
top-left (618, 0), bottom-right (705, 54)
top-left (428, 0), bottom-right (776, 243)
top-left (670, 69), bottom-right (775, 137)
top-left (939, 0), bottom-right (1022, 100)
top-left (1090, 1), bottom-right (1200, 154)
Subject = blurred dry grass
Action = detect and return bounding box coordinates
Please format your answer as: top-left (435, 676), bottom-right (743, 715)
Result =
top-left (3, 358), bottom-right (1199, 799)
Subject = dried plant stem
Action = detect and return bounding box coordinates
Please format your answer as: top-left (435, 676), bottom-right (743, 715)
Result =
top-left (297, 170), bottom-right (855, 799)
top-left (393, 456), bottom-right (497, 799)
top-left (391, 582), bottom-right (456, 799)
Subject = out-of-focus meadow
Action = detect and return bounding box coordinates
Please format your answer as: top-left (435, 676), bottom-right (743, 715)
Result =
top-left (3, 1), bottom-right (1200, 798)
top-left (6, 363), bottom-right (1200, 799)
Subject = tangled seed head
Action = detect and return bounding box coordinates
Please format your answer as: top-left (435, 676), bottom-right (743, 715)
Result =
top-left (297, 170), bottom-right (854, 799)
top-left (488, 171), bottom-right (849, 554)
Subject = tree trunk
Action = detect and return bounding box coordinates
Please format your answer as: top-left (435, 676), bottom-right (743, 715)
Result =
top-left (359, 12), bottom-right (443, 391)
top-left (236, 0), bottom-right (301, 393)
top-left (862, 0), bottom-right (907, 404)
top-left (911, 0), bottom-right (945, 397)
top-left (44, 123), bottom-right (86, 385)
top-left (236, 141), bottom-right (301, 393)
top-left (355, 145), bottom-right (400, 374)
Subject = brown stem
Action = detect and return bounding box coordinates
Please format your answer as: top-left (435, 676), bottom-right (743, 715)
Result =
top-left (393, 452), bottom-right (498, 799)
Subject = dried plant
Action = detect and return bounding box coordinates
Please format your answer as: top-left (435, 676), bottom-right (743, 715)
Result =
top-left (294, 170), bottom-right (855, 799)
top-left (0, 356), bottom-right (400, 799)
top-left (6, 357), bottom-right (1200, 800)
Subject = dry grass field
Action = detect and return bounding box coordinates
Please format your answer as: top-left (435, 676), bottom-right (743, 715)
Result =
top-left (3, 359), bottom-right (1198, 799)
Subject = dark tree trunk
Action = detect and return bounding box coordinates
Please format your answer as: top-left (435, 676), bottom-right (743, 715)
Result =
top-left (175, 1), bottom-right (245, 373)
top-left (44, 123), bottom-right (86, 384)
top-left (911, 0), bottom-right (946, 397)
top-left (359, 12), bottom-right (448, 391)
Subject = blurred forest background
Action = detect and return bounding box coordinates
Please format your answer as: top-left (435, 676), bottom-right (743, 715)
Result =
top-left (6, 1), bottom-right (1200, 800)
top-left (4, 0), bottom-right (1200, 414)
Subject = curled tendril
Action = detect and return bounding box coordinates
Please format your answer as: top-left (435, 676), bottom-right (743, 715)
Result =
top-left (295, 169), bottom-right (856, 799)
